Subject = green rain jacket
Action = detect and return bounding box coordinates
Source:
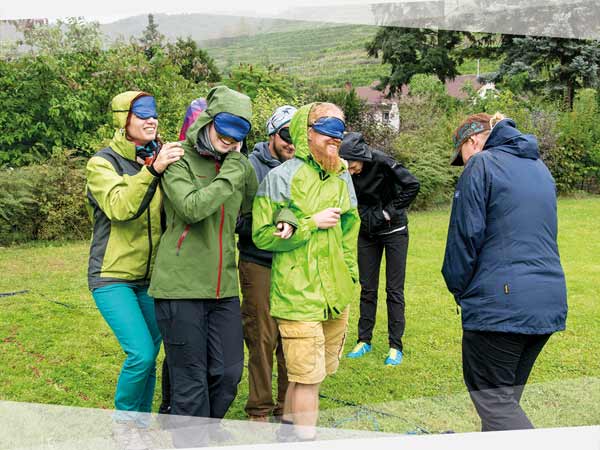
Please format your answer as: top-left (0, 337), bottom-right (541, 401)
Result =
top-left (148, 86), bottom-right (257, 299)
top-left (252, 103), bottom-right (361, 321)
top-left (86, 91), bottom-right (163, 290)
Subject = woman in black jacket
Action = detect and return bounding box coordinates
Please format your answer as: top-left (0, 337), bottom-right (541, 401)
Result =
top-left (340, 132), bottom-right (420, 366)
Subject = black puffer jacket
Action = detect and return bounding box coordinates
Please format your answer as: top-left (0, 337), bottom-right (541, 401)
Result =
top-left (340, 132), bottom-right (420, 236)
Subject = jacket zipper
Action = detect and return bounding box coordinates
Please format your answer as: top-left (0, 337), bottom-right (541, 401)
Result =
top-left (215, 161), bottom-right (224, 299)
top-left (176, 224), bottom-right (191, 255)
top-left (143, 208), bottom-right (153, 280)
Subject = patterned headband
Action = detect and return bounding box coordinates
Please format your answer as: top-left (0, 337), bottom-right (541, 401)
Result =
top-left (452, 121), bottom-right (488, 150)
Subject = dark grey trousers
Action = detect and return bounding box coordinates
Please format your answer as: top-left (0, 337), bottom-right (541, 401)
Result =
top-left (462, 330), bottom-right (551, 431)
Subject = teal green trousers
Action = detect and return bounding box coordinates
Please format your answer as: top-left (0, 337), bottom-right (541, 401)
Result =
top-left (93, 283), bottom-right (161, 422)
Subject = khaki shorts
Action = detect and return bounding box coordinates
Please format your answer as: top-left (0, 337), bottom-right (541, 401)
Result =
top-left (277, 306), bottom-right (349, 385)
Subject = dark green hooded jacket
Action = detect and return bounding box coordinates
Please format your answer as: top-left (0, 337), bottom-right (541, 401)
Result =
top-left (148, 86), bottom-right (257, 299)
top-left (86, 91), bottom-right (162, 290)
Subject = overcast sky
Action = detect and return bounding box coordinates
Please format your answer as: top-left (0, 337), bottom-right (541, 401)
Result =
top-left (1, 0), bottom-right (384, 23)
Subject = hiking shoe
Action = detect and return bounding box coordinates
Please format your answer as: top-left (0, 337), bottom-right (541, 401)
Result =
top-left (384, 348), bottom-right (403, 366)
top-left (347, 342), bottom-right (371, 358)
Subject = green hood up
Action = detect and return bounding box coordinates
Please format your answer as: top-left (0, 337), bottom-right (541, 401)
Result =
top-left (183, 85), bottom-right (253, 148)
top-left (252, 102), bottom-right (361, 321)
top-left (148, 85), bottom-right (258, 300)
top-left (289, 102), bottom-right (344, 175)
top-left (109, 90), bottom-right (151, 161)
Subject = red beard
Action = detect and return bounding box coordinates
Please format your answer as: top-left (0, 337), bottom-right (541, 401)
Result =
top-left (311, 144), bottom-right (341, 173)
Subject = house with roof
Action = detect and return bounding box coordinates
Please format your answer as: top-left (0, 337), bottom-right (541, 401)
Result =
top-left (350, 75), bottom-right (494, 130)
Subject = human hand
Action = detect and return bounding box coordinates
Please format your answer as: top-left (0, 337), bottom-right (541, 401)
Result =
top-left (312, 207), bottom-right (342, 229)
top-left (273, 221), bottom-right (294, 239)
top-left (152, 142), bottom-right (184, 174)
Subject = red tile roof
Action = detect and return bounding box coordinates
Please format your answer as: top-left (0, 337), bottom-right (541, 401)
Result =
top-left (354, 75), bottom-right (485, 104)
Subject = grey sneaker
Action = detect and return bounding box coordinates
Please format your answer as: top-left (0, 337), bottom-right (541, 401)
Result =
top-left (112, 421), bottom-right (148, 450)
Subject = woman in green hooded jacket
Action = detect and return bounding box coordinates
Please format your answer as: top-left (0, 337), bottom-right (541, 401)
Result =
top-left (148, 86), bottom-right (257, 420)
top-left (86, 91), bottom-right (183, 430)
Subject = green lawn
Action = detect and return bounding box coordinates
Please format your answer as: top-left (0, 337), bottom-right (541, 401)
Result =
top-left (1, 196), bottom-right (598, 434)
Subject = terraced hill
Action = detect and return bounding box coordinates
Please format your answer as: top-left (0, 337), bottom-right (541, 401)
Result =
top-left (203, 24), bottom-right (391, 89)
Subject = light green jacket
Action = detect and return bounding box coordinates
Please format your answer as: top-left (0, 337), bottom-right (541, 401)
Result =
top-left (86, 91), bottom-right (162, 290)
top-left (252, 103), bottom-right (360, 321)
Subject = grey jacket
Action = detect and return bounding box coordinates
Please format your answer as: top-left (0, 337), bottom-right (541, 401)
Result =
top-left (236, 141), bottom-right (281, 267)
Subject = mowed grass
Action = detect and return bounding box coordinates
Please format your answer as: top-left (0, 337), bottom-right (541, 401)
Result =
top-left (0, 196), bottom-right (598, 433)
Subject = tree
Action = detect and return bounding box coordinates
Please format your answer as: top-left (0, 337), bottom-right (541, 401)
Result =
top-left (225, 64), bottom-right (295, 100)
top-left (166, 37), bottom-right (221, 83)
top-left (492, 36), bottom-right (600, 110)
top-left (366, 27), bottom-right (467, 96)
top-left (312, 86), bottom-right (367, 130)
top-left (0, 18), bottom-right (198, 166)
top-left (139, 14), bottom-right (165, 60)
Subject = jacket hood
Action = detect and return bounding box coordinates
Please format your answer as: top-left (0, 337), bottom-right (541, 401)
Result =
top-left (484, 118), bottom-right (540, 160)
top-left (251, 141), bottom-right (280, 168)
top-left (109, 90), bottom-right (149, 161)
top-left (183, 86), bottom-right (252, 148)
top-left (339, 132), bottom-right (373, 162)
top-left (289, 103), bottom-right (344, 174)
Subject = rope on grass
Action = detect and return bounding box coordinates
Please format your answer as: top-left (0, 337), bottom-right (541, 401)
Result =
top-left (0, 290), bottom-right (30, 297)
top-left (318, 392), bottom-right (431, 435)
top-left (1, 288), bottom-right (96, 309)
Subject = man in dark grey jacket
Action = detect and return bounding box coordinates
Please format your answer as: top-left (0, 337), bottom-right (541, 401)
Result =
top-left (236, 105), bottom-right (297, 421)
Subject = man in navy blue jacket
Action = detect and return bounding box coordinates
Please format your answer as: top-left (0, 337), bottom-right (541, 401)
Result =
top-left (442, 112), bottom-right (568, 432)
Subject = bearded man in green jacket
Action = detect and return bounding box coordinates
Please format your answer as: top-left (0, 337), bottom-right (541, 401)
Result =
top-left (148, 86), bottom-right (257, 421)
top-left (253, 102), bottom-right (360, 440)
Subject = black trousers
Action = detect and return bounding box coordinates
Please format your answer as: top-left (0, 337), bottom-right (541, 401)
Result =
top-left (154, 297), bottom-right (244, 419)
top-left (159, 357), bottom-right (171, 414)
top-left (462, 330), bottom-right (551, 432)
top-left (357, 229), bottom-right (409, 351)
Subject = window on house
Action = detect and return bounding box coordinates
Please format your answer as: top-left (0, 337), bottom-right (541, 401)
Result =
top-left (383, 112), bottom-right (390, 121)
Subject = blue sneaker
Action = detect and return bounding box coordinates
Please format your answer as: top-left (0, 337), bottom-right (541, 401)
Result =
top-left (347, 342), bottom-right (371, 358)
top-left (384, 348), bottom-right (403, 366)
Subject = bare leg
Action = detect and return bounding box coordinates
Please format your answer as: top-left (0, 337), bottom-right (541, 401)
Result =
top-left (291, 382), bottom-right (320, 439)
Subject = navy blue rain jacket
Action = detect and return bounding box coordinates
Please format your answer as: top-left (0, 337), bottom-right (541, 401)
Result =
top-left (441, 119), bottom-right (567, 334)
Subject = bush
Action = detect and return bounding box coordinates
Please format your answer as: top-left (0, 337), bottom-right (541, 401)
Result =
top-left (247, 88), bottom-right (302, 149)
top-left (0, 19), bottom-right (202, 167)
top-left (393, 104), bottom-right (463, 209)
top-left (0, 152), bottom-right (89, 245)
top-left (554, 89), bottom-right (600, 192)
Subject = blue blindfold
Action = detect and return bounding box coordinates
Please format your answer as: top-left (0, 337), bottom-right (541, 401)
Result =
top-left (213, 112), bottom-right (251, 142)
top-left (310, 116), bottom-right (346, 139)
top-left (131, 96), bottom-right (158, 119)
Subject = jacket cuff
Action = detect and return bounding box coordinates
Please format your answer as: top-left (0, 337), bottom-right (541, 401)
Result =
top-left (274, 208), bottom-right (299, 228)
top-left (147, 164), bottom-right (162, 178)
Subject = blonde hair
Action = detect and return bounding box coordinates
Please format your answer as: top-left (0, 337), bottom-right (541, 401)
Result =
top-left (452, 111), bottom-right (506, 149)
top-left (308, 102), bottom-right (345, 124)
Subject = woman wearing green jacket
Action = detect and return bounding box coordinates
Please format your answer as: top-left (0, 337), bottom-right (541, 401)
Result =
top-left (86, 91), bottom-right (183, 430)
top-left (148, 86), bottom-right (257, 420)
